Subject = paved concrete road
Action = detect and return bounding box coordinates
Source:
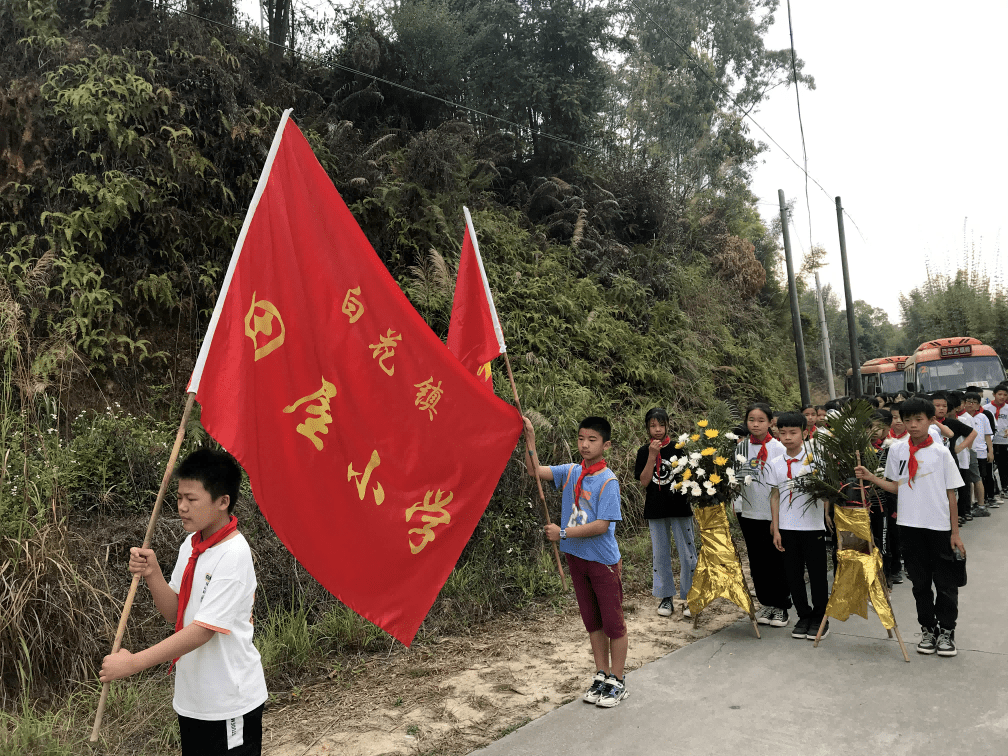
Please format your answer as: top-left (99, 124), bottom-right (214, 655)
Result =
top-left (479, 511), bottom-right (1008, 756)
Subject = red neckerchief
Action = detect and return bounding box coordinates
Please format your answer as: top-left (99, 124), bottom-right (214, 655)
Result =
top-left (808, 424), bottom-right (817, 436)
top-left (574, 459), bottom-right (608, 508)
top-left (785, 454), bottom-right (804, 501)
top-left (750, 434), bottom-right (770, 466)
top-left (907, 435), bottom-right (934, 489)
top-left (872, 437), bottom-right (883, 450)
top-left (992, 402), bottom-right (1006, 420)
top-left (887, 429), bottom-right (908, 441)
top-left (171, 515), bottom-right (239, 670)
top-left (655, 436), bottom-right (671, 489)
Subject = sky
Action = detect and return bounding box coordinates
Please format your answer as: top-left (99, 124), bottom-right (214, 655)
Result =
top-left (234, 1), bottom-right (1008, 323)
top-left (748, 1), bottom-right (1008, 323)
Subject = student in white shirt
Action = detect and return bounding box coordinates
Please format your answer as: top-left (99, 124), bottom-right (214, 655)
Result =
top-left (100, 449), bottom-right (268, 755)
top-left (983, 383), bottom-right (1008, 507)
top-left (734, 403), bottom-right (791, 627)
top-left (965, 391), bottom-right (994, 516)
top-left (768, 413), bottom-right (830, 641)
top-left (855, 397), bottom-right (966, 658)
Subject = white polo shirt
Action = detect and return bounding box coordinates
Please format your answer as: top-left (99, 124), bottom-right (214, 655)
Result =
top-left (971, 412), bottom-right (993, 458)
top-left (733, 436), bottom-right (787, 520)
top-left (765, 452), bottom-right (823, 531)
top-left (983, 401), bottom-right (1008, 444)
top-left (885, 439), bottom-right (964, 531)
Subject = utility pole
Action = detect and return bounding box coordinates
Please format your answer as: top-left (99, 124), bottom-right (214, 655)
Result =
top-left (814, 272), bottom-right (836, 399)
top-left (779, 190), bottom-right (811, 406)
top-left (836, 196), bottom-right (862, 397)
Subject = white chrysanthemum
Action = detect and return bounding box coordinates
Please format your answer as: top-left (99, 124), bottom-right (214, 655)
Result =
top-left (695, 468), bottom-right (706, 477)
top-left (678, 433), bottom-right (691, 443)
top-left (743, 475), bottom-right (753, 486)
top-left (724, 432), bottom-right (739, 441)
top-left (736, 454), bottom-right (747, 463)
top-left (691, 485), bottom-right (702, 497)
top-left (726, 468), bottom-right (737, 482)
top-left (690, 452), bottom-right (703, 462)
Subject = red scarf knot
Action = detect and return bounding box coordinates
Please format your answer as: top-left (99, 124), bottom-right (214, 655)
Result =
top-left (993, 402), bottom-right (1006, 420)
top-left (574, 460), bottom-right (608, 508)
top-left (907, 435), bottom-right (934, 489)
top-left (750, 434), bottom-right (770, 466)
top-left (785, 455), bottom-right (803, 501)
top-left (171, 515), bottom-right (239, 670)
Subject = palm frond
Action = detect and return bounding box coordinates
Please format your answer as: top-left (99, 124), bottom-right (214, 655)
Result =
top-left (793, 400), bottom-right (879, 507)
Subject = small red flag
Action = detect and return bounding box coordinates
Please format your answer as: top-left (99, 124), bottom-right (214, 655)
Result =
top-left (447, 207), bottom-right (506, 387)
top-left (189, 111), bottom-right (522, 646)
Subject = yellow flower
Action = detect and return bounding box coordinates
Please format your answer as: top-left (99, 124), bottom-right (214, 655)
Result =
top-left (682, 468), bottom-right (692, 480)
top-left (675, 442), bottom-right (685, 449)
top-left (701, 447), bottom-right (715, 456)
top-left (705, 428), bottom-right (719, 438)
top-left (709, 473), bottom-right (722, 485)
top-left (697, 420), bottom-right (709, 428)
top-left (690, 434), bottom-right (700, 442)
top-left (674, 482), bottom-right (683, 490)
top-left (714, 456), bottom-right (728, 466)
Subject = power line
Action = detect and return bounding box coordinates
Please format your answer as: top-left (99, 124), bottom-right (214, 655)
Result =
top-left (176, 8), bottom-right (603, 155)
top-left (786, 0), bottom-right (813, 255)
top-left (626, 0), bottom-right (867, 244)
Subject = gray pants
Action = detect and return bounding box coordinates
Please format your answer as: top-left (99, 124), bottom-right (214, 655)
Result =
top-left (649, 516), bottom-right (698, 600)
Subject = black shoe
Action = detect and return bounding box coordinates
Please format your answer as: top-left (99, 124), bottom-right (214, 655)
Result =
top-left (936, 628), bottom-right (957, 657)
top-left (891, 571), bottom-right (904, 585)
top-left (792, 617), bottom-right (811, 639)
top-left (917, 626), bottom-right (937, 655)
top-left (809, 619), bottom-right (829, 640)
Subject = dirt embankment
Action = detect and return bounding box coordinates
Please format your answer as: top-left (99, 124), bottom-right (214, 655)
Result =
top-left (264, 590), bottom-right (744, 756)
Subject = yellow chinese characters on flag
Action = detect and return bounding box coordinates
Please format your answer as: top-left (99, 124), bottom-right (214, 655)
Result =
top-left (189, 111), bottom-right (523, 646)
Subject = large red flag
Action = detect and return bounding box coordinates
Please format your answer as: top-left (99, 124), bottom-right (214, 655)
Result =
top-left (189, 110), bottom-right (523, 646)
top-left (446, 207), bottom-right (506, 387)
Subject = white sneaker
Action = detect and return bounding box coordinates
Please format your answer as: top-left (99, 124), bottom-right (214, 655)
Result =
top-left (682, 603), bottom-right (692, 619)
top-left (657, 597), bottom-right (673, 617)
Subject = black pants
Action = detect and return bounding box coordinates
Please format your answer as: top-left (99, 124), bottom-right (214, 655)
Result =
top-left (780, 529), bottom-right (828, 622)
top-left (739, 516), bottom-right (791, 610)
top-left (958, 480), bottom-right (972, 517)
top-left (900, 526), bottom-right (958, 631)
top-left (993, 444), bottom-right (1008, 494)
top-left (179, 703), bottom-right (264, 755)
top-left (979, 457), bottom-right (995, 502)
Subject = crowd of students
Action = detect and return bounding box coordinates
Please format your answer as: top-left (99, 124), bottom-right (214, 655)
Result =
top-left (522, 384), bottom-right (1005, 710)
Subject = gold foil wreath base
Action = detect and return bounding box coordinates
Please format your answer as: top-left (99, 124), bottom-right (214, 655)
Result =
top-left (825, 547), bottom-right (895, 629)
top-left (687, 504), bottom-right (757, 631)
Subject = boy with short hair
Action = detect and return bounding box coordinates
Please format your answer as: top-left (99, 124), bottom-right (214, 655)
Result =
top-left (100, 448), bottom-right (268, 755)
top-left (635, 407), bottom-right (698, 619)
top-left (983, 383), bottom-right (1008, 506)
top-left (523, 415), bottom-right (628, 708)
top-left (768, 412), bottom-right (830, 640)
top-left (955, 391), bottom-right (985, 520)
top-left (965, 391), bottom-right (995, 515)
top-left (932, 391), bottom-right (978, 530)
top-left (855, 397), bottom-right (966, 657)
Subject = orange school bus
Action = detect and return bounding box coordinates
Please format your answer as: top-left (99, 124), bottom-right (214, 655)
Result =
top-left (903, 337), bottom-right (1006, 395)
top-left (845, 356), bottom-right (909, 396)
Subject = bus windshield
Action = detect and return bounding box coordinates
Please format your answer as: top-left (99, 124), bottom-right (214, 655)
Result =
top-left (914, 356), bottom-right (1006, 392)
top-left (880, 371), bottom-right (905, 393)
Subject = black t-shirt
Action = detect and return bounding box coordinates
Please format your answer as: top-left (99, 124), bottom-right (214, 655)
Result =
top-left (634, 443), bottom-right (693, 519)
top-left (938, 417), bottom-right (973, 470)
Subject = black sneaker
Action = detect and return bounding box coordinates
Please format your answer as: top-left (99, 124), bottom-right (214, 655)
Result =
top-left (917, 626), bottom-right (937, 655)
top-left (596, 676), bottom-right (628, 708)
top-left (583, 671), bottom-right (608, 703)
top-left (891, 570), bottom-right (904, 585)
top-left (657, 597), bottom-right (673, 617)
top-left (936, 628), bottom-right (957, 657)
top-left (810, 619), bottom-right (829, 640)
top-left (792, 617), bottom-right (811, 639)
top-left (965, 511), bottom-right (974, 521)
top-left (769, 608), bottom-right (790, 627)
top-left (756, 606), bottom-right (774, 625)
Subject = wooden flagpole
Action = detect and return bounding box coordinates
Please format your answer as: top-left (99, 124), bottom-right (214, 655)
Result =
top-left (90, 392), bottom-right (197, 742)
top-left (502, 353), bottom-right (566, 589)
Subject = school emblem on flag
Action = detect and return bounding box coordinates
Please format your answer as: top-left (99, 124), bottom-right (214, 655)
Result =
top-left (189, 110), bottom-right (523, 645)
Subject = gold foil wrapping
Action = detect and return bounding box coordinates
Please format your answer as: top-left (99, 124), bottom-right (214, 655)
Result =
top-left (687, 504), bottom-right (754, 618)
top-left (824, 507), bottom-right (896, 630)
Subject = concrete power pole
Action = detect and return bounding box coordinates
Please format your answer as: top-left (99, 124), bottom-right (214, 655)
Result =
top-left (814, 272), bottom-right (836, 399)
top-left (779, 190), bottom-right (811, 407)
top-left (836, 196), bottom-right (862, 398)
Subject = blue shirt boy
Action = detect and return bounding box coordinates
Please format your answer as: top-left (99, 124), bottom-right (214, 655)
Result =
top-left (550, 464), bottom-right (622, 565)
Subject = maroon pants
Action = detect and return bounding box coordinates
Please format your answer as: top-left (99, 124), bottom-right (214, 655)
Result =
top-left (567, 553), bottom-right (626, 639)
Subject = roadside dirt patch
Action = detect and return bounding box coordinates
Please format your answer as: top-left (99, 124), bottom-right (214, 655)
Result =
top-left (263, 591), bottom-right (744, 756)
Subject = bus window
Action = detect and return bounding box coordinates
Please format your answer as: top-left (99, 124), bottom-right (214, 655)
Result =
top-left (914, 356), bottom-right (1006, 392)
